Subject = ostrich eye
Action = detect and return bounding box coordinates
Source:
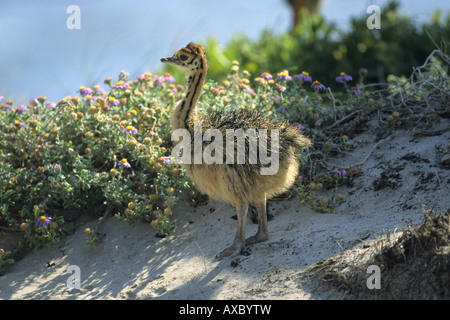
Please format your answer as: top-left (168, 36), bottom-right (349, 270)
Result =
top-left (179, 54), bottom-right (188, 61)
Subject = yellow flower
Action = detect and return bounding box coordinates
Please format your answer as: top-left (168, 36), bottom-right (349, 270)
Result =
top-left (254, 77), bottom-right (266, 85)
top-left (164, 208), bottom-right (172, 216)
top-left (72, 96), bottom-right (80, 105)
top-left (128, 202), bottom-right (135, 209)
top-left (131, 109), bottom-right (137, 115)
top-left (166, 187), bottom-right (174, 195)
top-left (150, 220), bottom-right (158, 228)
top-left (124, 208), bottom-right (132, 216)
top-left (20, 222), bottom-right (28, 231)
top-left (83, 228), bottom-right (91, 236)
top-left (85, 131), bottom-right (94, 138)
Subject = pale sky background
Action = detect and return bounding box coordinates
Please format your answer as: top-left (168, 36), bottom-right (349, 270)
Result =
top-left (0, 0), bottom-right (448, 104)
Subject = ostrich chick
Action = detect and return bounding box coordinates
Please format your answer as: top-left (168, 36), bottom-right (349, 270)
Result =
top-left (161, 42), bottom-right (311, 258)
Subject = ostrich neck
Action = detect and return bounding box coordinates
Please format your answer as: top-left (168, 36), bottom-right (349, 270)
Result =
top-left (171, 67), bottom-right (206, 132)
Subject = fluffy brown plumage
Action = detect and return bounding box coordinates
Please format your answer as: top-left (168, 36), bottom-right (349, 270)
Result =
top-left (161, 42), bottom-right (310, 257)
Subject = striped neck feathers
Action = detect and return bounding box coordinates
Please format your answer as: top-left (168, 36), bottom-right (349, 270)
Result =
top-left (171, 58), bottom-right (207, 131)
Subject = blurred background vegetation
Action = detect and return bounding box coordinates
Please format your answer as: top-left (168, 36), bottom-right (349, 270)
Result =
top-left (162, 1), bottom-right (449, 91)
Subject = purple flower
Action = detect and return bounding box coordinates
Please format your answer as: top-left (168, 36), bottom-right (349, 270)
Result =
top-left (112, 81), bottom-right (130, 90)
top-left (85, 95), bottom-right (95, 104)
top-left (15, 121), bottom-right (26, 128)
top-left (108, 97), bottom-right (120, 107)
top-left (154, 75), bottom-right (172, 86)
top-left (123, 162), bottom-right (131, 168)
top-left (117, 159), bottom-right (131, 168)
top-left (78, 86), bottom-right (92, 96)
top-left (93, 85), bottom-right (105, 94)
top-left (275, 70), bottom-right (292, 82)
top-left (54, 164), bottom-right (61, 171)
top-left (350, 86), bottom-right (363, 96)
top-left (35, 216), bottom-right (52, 227)
top-left (312, 81), bottom-right (326, 93)
top-left (163, 73), bottom-right (175, 83)
top-left (334, 168), bottom-right (347, 177)
top-left (274, 84), bottom-right (286, 92)
top-left (17, 105), bottom-right (27, 115)
top-left (3, 104), bottom-right (12, 111)
top-left (295, 123), bottom-right (303, 131)
top-left (155, 76), bottom-right (164, 86)
top-left (295, 71), bottom-right (312, 82)
top-left (0, 96), bottom-right (4, 102)
top-left (46, 102), bottom-right (57, 109)
top-left (247, 87), bottom-right (255, 95)
top-left (122, 125), bottom-right (138, 135)
top-left (160, 156), bottom-right (171, 165)
top-left (260, 72), bottom-right (273, 80)
top-left (336, 72), bottom-right (353, 83)
top-left (278, 105), bottom-right (288, 111)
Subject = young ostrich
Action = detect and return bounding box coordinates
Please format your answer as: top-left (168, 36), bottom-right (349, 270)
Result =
top-left (161, 42), bottom-right (310, 258)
